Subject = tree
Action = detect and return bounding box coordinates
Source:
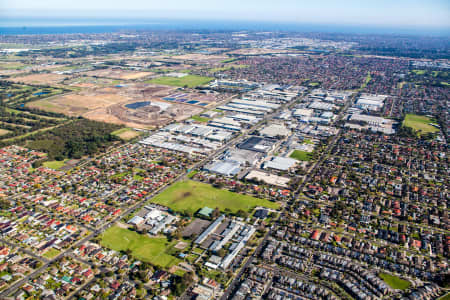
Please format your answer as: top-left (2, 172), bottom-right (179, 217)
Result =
top-left (0, 198), bottom-right (10, 210)
top-left (212, 207), bottom-right (220, 219)
top-left (217, 248), bottom-right (226, 257)
top-left (236, 210), bottom-right (248, 218)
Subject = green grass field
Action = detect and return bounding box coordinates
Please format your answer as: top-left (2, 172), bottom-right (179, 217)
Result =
top-left (146, 75), bottom-right (214, 88)
top-left (191, 115), bottom-right (210, 123)
top-left (150, 180), bottom-right (279, 214)
top-left (360, 71), bottom-right (372, 89)
top-left (438, 293), bottom-right (450, 300)
top-left (402, 114), bottom-right (439, 134)
top-left (411, 69), bottom-right (426, 75)
top-left (221, 58), bottom-right (238, 63)
top-left (42, 248), bottom-right (60, 259)
top-left (379, 273), bottom-right (411, 290)
top-left (290, 150), bottom-right (313, 161)
top-left (43, 159), bottom-right (68, 170)
top-left (100, 226), bottom-right (180, 268)
top-left (112, 127), bottom-right (141, 140)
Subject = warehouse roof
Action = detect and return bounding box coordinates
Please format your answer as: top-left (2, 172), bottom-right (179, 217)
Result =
top-left (264, 156), bottom-right (297, 171)
top-left (260, 123), bottom-right (291, 138)
top-left (205, 160), bottom-right (241, 176)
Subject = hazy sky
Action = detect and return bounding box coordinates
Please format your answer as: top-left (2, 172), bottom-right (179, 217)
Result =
top-left (2, 0), bottom-right (450, 28)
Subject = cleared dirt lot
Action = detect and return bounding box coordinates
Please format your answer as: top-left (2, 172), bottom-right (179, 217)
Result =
top-left (0, 129), bottom-right (11, 136)
top-left (170, 53), bottom-right (228, 63)
top-left (227, 48), bottom-right (292, 55)
top-left (27, 83), bottom-right (208, 128)
top-left (80, 68), bottom-right (153, 80)
top-left (64, 76), bottom-right (115, 88)
top-left (11, 73), bottom-right (68, 85)
top-left (112, 128), bottom-right (141, 140)
top-left (28, 87), bottom-right (128, 116)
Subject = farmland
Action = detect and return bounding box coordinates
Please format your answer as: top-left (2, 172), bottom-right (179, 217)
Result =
top-left (150, 180), bottom-right (280, 214)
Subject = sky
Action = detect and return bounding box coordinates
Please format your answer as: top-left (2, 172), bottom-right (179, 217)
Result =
top-left (1, 0), bottom-right (449, 29)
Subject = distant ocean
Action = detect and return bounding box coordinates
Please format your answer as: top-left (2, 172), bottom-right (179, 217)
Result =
top-left (0, 18), bottom-right (449, 36)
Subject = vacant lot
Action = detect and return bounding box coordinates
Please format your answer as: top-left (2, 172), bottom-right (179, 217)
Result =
top-left (209, 65), bottom-right (249, 72)
top-left (171, 53), bottom-right (228, 62)
top-left (42, 248), bottom-right (60, 259)
top-left (81, 68), bottom-right (153, 80)
top-left (147, 75), bottom-right (214, 88)
top-left (100, 225), bottom-right (181, 268)
top-left (65, 76), bottom-right (115, 88)
top-left (150, 180), bottom-right (280, 214)
top-left (112, 127), bottom-right (141, 140)
top-left (402, 114), bottom-right (439, 134)
top-left (290, 150), bottom-right (313, 161)
top-left (0, 129), bottom-right (11, 136)
top-left (43, 159), bottom-right (68, 170)
top-left (11, 73), bottom-right (67, 85)
top-left (27, 84), bottom-right (199, 128)
top-left (190, 115), bottom-right (210, 123)
top-left (379, 273), bottom-right (411, 290)
top-left (27, 87), bottom-right (128, 116)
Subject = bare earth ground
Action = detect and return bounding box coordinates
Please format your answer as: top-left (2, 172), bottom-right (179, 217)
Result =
top-left (174, 241), bottom-right (188, 250)
top-left (115, 130), bottom-right (140, 140)
top-left (27, 83), bottom-right (207, 128)
top-left (27, 87), bottom-right (128, 116)
top-left (10, 73), bottom-right (68, 85)
top-left (0, 129), bottom-right (11, 136)
top-left (170, 53), bottom-right (228, 63)
top-left (227, 48), bottom-right (292, 55)
top-left (0, 69), bottom-right (28, 76)
top-left (64, 77), bottom-right (115, 88)
top-left (80, 68), bottom-right (154, 80)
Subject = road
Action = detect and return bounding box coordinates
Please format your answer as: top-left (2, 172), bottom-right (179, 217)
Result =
top-left (220, 92), bottom-right (356, 299)
top-left (1, 88), bottom-right (339, 298)
top-left (0, 92), bottom-right (275, 298)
